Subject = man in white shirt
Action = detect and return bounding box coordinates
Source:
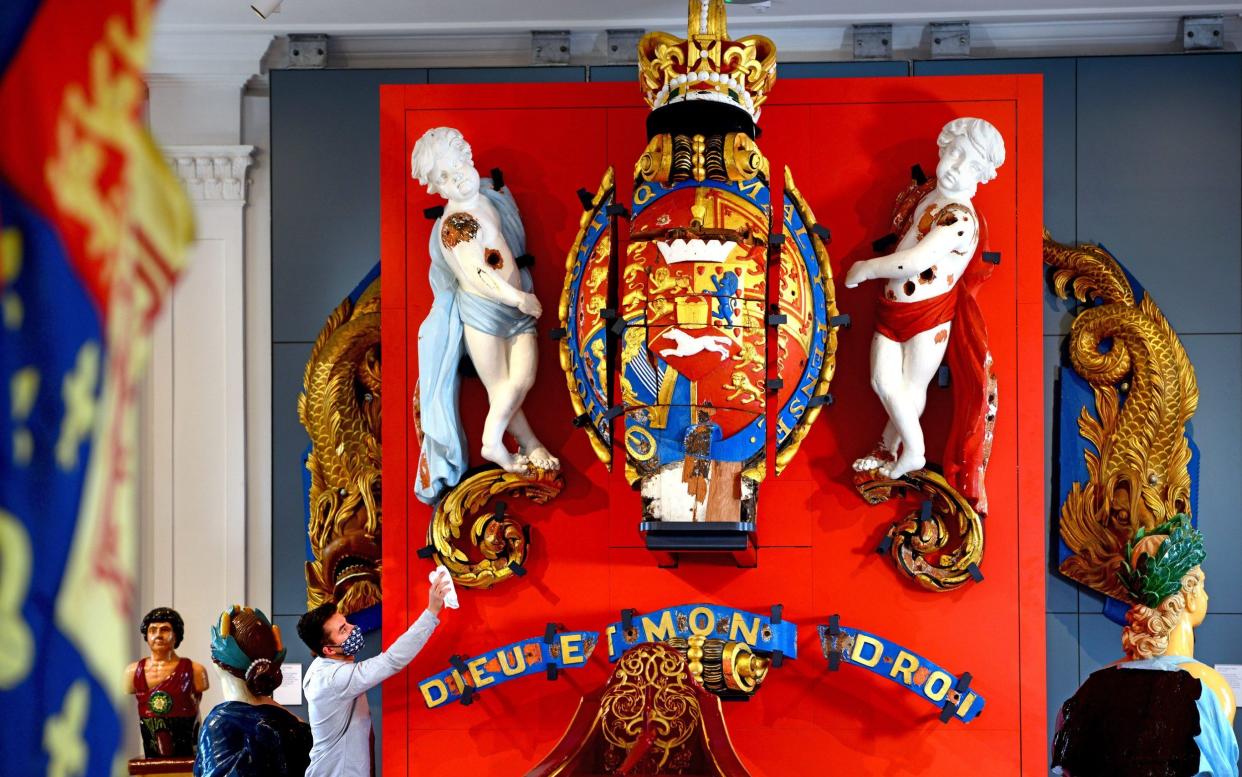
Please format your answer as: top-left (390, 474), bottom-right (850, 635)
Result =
top-left (297, 573), bottom-right (452, 776)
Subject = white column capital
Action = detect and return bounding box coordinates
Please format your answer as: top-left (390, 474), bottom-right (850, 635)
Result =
top-left (164, 145), bottom-right (256, 204)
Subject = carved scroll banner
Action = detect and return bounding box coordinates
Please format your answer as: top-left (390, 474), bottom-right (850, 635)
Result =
top-left (818, 621), bottom-right (985, 724)
top-left (417, 630), bottom-right (598, 709)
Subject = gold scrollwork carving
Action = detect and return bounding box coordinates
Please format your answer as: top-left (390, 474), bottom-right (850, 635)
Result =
top-left (428, 466), bottom-right (564, 589)
top-left (600, 644), bottom-right (702, 773)
top-left (855, 469), bottom-right (985, 592)
top-left (1044, 233), bottom-right (1197, 601)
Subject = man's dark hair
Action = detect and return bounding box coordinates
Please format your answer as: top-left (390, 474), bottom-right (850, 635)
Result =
top-left (297, 602), bottom-right (338, 657)
top-left (141, 607), bottom-right (185, 648)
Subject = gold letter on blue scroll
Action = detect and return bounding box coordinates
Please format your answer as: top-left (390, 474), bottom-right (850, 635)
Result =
top-left (818, 623), bottom-right (983, 724)
top-left (418, 631), bottom-right (597, 708)
top-left (604, 604), bottom-right (796, 660)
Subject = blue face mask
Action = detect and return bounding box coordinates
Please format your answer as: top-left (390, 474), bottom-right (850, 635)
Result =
top-left (330, 625), bottom-right (364, 657)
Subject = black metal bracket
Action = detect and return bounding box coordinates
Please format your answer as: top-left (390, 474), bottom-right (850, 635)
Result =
top-left (808, 393), bottom-right (834, 408)
top-left (872, 233), bottom-right (899, 254)
top-left (983, 251), bottom-right (1001, 265)
top-left (423, 204), bottom-right (445, 220)
top-left (875, 529), bottom-right (895, 555)
top-left (940, 672), bottom-right (974, 723)
top-left (605, 203), bottom-right (630, 219)
top-left (830, 314), bottom-right (852, 329)
top-left (810, 223), bottom-right (832, 243)
top-left (577, 188), bottom-right (595, 211)
top-left (827, 614), bottom-right (842, 671)
top-left (548, 327), bottom-right (567, 341)
top-left (417, 545), bottom-right (437, 560)
top-left (516, 253), bottom-right (535, 269)
top-left (490, 168), bottom-right (505, 190)
top-left (620, 608), bottom-right (639, 636)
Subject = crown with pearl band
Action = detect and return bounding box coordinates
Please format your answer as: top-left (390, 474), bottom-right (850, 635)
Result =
top-left (638, 0), bottom-right (777, 122)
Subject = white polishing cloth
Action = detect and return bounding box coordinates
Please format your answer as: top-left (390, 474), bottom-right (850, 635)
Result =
top-left (429, 564), bottom-right (459, 609)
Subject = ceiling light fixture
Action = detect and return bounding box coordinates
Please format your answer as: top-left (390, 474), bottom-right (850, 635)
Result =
top-left (251, 0), bottom-right (283, 20)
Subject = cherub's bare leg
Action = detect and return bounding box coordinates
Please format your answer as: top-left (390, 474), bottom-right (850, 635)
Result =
top-left (855, 334), bottom-right (908, 472)
top-left (502, 334), bottom-right (559, 471)
top-left (463, 326), bottom-right (526, 473)
top-left (885, 324), bottom-right (950, 479)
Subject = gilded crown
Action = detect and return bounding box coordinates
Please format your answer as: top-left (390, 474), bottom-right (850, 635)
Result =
top-left (638, 0), bottom-right (777, 122)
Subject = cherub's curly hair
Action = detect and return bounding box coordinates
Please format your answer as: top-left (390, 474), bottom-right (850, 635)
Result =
top-left (1122, 568), bottom-right (1203, 660)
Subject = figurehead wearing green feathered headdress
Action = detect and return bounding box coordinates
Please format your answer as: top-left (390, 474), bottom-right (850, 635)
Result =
top-left (211, 606), bottom-right (288, 697)
top-left (1117, 514), bottom-right (1206, 609)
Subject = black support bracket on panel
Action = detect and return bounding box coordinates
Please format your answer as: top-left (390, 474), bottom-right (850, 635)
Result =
top-left (875, 528), bottom-right (895, 555)
top-left (490, 168), bottom-right (505, 190)
top-left (577, 188), bottom-right (595, 211)
top-left (423, 204), bottom-right (445, 221)
top-left (872, 233), bottom-right (899, 254)
top-left (983, 251), bottom-right (1001, 265)
top-left (808, 393), bottom-right (833, 408)
top-left (827, 614), bottom-right (842, 671)
top-left (810, 224), bottom-right (832, 243)
top-left (940, 672), bottom-right (974, 723)
top-left (620, 608), bottom-right (638, 636)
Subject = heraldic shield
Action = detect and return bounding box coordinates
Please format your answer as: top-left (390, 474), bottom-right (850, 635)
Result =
top-left (558, 0), bottom-right (839, 550)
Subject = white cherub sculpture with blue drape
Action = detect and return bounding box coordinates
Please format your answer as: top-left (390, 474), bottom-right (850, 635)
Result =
top-left (411, 127), bottom-right (559, 505)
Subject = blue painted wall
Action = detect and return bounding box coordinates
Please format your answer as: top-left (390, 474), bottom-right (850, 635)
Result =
top-left (271, 54), bottom-right (1242, 772)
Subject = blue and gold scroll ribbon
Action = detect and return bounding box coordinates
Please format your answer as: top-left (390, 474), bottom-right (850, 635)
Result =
top-left (605, 604), bottom-right (796, 660)
top-left (418, 631), bottom-right (598, 708)
top-left (818, 623), bottom-right (984, 724)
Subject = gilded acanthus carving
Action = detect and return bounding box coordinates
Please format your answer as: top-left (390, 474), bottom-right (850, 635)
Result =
top-left (298, 277), bottom-right (382, 615)
top-left (1044, 234), bottom-right (1198, 601)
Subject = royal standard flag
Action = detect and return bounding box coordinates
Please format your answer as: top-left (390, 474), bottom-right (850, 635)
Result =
top-left (0, 0), bottom-right (192, 773)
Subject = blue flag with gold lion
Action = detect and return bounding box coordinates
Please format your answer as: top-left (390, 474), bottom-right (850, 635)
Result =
top-left (0, 0), bottom-right (192, 772)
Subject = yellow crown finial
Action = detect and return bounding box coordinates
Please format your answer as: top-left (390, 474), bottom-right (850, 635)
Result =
top-left (638, 0), bottom-right (777, 122)
top-left (688, 0), bottom-right (728, 38)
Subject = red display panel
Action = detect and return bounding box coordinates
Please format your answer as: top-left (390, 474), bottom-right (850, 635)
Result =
top-left (380, 75), bottom-right (1045, 775)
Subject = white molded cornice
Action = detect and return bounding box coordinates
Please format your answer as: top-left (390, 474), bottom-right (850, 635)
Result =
top-left (164, 145), bottom-right (256, 203)
top-left (148, 32), bottom-right (274, 86)
top-left (284, 16), bottom-right (1239, 70)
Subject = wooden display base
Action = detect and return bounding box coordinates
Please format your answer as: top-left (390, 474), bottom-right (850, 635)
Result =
top-left (127, 757), bottom-right (194, 776)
